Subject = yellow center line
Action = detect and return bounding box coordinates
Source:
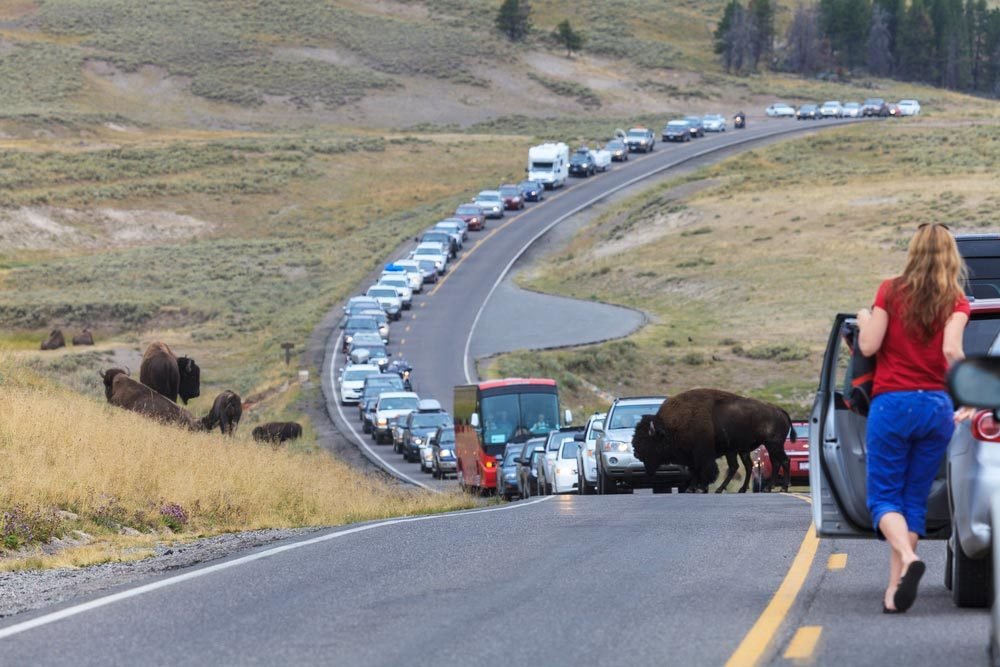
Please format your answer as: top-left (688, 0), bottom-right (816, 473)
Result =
top-left (827, 553), bottom-right (847, 570)
top-left (724, 495), bottom-right (819, 667)
top-left (404, 325), bottom-right (411, 332)
top-left (783, 626), bottom-right (823, 661)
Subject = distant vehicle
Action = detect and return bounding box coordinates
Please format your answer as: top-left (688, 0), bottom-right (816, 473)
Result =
top-left (416, 228), bottom-right (457, 258)
top-left (378, 273), bottom-right (413, 309)
top-left (750, 421), bottom-right (811, 491)
top-left (338, 364), bottom-right (381, 405)
top-left (365, 285), bottom-right (403, 320)
top-left (474, 190), bottom-right (505, 219)
top-left (897, 99), bottom-right (921, 116)
top-left (595, 396), bottom-right (689, 494)
top-left (497, 442), bottom-right (525, 500)
top-left (431, 425), bottom-right (458, 479)
top-left (359, 374), bottom-right (405, 430)
top-left (343, 295), bottom-right (381, 315)
top-left (552, 432), bottom-right (581, 494)
top-left (351, 342), bottom-right (389, 371)
top-left (683, 116), bottom-right (705, 137)
top-left (453, 378), bottom-right (572, 494)
top-left (575, 412), bottom-right (606, 495)
top-left (517, 438), bottom-right (547, 499)
top-left (454, 203), bottom-right (486, 231)
top-left (527, 142), bottom-right (570, 190)
top-left (587, 145), bottom-right (612, 171)
top-left (841, 102), bottom-right (861, 118)
top-left (385, 261), bottom-right (423, 293)
top-left (345, 331), bottom-right (383, 358)
top-left (765, 103), bottom-right (796, 117)
top-left (569, 150), bottom-right (597, 177)
top-left (372, 391), bottom-right (420, 444)
top-left (861, 98), bottom-right (889, 117)
top-left (517, 179), bottom-right (545, 202)
top-left (819, 101), bottom-right (844, 118)
top-left (437, 217), bottom-right (468, 240)
top-left (886, 102), bottom-right (903, 117)
top-left (662, 120), bottom-right (692, 142)
top-left (516, 179), bottom-right (545, 202)
top-left (536, 427), bottom-right (582, 495)
top-left (409, 242), bottom-right (448, 275)
top-left (498, 183), bottom-right (525, 210)
top-left (357, 308), bottom-right (389, 343)
top-left (433, 222), bottom-right (464, 251)
top-left (796, 104), bottom-right (820, 120)
top-left (396, 403), bottom-right (453, 463)
top-left (701, 114), bottom-right (727, 132)
top-left (625, 127), bottom-right (656, 153)
top-left (340, 315), bottom-right (381, 352)
top-left (414, 258), bottom-right (439, 283)
top-left (604, 139), bottom-right (629, 161)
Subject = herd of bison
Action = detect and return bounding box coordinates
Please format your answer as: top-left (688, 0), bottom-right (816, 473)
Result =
top-left (40, 330), bottom-right (301, 444)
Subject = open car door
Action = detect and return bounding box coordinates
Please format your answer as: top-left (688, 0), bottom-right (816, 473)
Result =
top-left (810, 313), bottom-right (950, 538)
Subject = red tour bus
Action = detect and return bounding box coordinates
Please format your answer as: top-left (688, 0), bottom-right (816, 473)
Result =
top-left (454, 378), bottom-right (571, 494)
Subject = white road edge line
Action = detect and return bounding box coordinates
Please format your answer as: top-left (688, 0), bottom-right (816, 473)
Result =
top-left (330, 332), bottom-right (439, 492)
top-left (0, 496), bottom-right (554, 640)
top-left (461, 122), bottom-right (855, 383)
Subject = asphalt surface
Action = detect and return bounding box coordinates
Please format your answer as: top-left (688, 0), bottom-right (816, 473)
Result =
top-left (321, 117), bottom-right (870, 491)
top-left (1, 494), bottom-right (988, 666)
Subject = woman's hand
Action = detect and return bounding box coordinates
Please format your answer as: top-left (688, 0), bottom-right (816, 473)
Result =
top-left (954, 406), bottom-right (976, 423)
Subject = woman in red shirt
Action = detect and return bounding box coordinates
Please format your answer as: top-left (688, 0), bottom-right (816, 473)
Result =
top-left (857, 223), bottom-right (969, 613)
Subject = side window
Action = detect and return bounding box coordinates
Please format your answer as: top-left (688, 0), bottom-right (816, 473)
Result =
top-left (832, 322), bottom-right (853, 407)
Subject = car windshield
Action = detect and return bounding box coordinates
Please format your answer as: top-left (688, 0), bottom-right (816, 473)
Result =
top-left (499, 186), bottom-right (518, 195)
top-left (346, 317), bottom-right (378, 330)
top-left (456, 206), bottom-right (479, 215)
top-left (413, 248), bottom-right (440, 258)
top-left (366, 347), bottom-right (388, 359)
top-left (605, 141), bottom-right (623, 150)
top-left (503, 444), bottom-right (524, 465)
top-left (570, 154), bottom-right (588, 163)
top-left (668, 121), bottom-right (688, 128)
top-left (478, 193), bottom-right (501, 202)
top-left (519, 180), bottom-right (538, 189)
top-left (381, 277), bottom-right (407, 287)
top-left (436, 428), bottom-right (455, 446)
top-left (365, 378), bottom-right (402, 391)
top-left (481, 392), bottom-right (560, 444)
top-left (844, 103), bottom-right (859, 108)
top-left (548, 433), bottom-right (573, 451)
top-left (608, 403), bottom-right (662, 429)
top-left (560, 441), bottom-right (580, 459)
top-left (380, 397), bottom-right (419, 411)
top-left (344, 369), bottom-right (377, 381)
top-left (627, 130), bottom-right (647, 138)
top-left (531, 161), bottom-right (554, 170)
top-left (411, 413), bottom-right (452, 428)
top-left (361, 310), bottom-right (387, 324)
top-left (969, 316), bottom-right (1000, 355)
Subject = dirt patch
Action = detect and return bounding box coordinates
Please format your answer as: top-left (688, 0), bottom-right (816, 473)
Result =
top-left (593, 206), bottom-right (704, 259)
top-left (0, 206), bottom-right (214, 251)
top-left (273, 46), bottom-right (365, 68)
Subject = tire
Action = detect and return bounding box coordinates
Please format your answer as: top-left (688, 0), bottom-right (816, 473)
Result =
top-left (597, 467), bottom-right (615, 495)
top-left (952, 534), bottom-right (993, 607)
top-left (751, 470), bottom-right (764, 493)
top-left (945, 541), bottom-right (953, 590)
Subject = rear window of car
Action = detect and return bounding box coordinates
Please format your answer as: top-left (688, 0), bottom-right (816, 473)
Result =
top-left (380, 397), bottom-right (419, 411)
top-left (346, 317), bottom-right (377, 329)
top-left (411, 413), bottom-right (451, 428)
top-left (790, 423), bottom-right (810, 440)
top-left (560, 441), bottom-right (580, 459)
top-left (344, 369), bottom-right (377, 381)
top-left (608, 404), bottom-right (662, 429)
top-left (967, 314), bottom-right (1000, 355)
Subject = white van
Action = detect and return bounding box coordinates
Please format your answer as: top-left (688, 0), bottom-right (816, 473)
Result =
top-left (528, 142), bottom-right (569, 189)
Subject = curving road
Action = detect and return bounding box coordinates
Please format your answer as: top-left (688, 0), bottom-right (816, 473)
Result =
top-left (322, 117), bottom-right (870, 491)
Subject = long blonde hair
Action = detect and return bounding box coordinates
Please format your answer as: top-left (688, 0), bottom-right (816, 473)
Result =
top-left (889, 224), bottom-right (967, 342)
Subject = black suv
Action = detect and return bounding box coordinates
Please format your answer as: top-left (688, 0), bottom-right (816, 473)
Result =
top-left (569, 151), bottom-right (596, 177)
top-left (396, 406), bottom-right (453, 462)
top-left (861, 98), bottom-right (889, 117)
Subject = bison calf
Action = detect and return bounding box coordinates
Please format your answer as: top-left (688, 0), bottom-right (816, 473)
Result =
top-left (202, 390), bottom-right (243, 436)
top-left (252, 422), bottom-right (303, 444)
top-left (40, 329), bottom-right (65, 350)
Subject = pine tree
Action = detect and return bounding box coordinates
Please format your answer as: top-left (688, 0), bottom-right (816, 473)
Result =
top-left (495, 0), bottom-right (532, 42)
top-left (553, 20), bottom-right (583, 57)
top-left (867, 4), bottom-right (894, 74)
top-left (784, 3), bottom-right (825, 73)
top-left (750, 0), bottom-right (776, 67)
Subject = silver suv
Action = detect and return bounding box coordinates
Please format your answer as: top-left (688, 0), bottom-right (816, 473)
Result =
top-left (811, 301), bottom-right (1000, 608)
top-left (594, 396), bottom-right (688, 494)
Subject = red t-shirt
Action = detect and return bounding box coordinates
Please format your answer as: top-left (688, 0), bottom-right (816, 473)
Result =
top-left (872, 279), bottom-right (970, 396)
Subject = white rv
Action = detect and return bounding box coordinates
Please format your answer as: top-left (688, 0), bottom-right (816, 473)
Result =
top-left (527, 143), bottom-right (569, 189)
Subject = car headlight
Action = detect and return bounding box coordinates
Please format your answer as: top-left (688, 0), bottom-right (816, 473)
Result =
top-left (377, 418), bottom-right (387, 426)
top-left (345, 335), bottom-right (353, 344)
top-left (411, 437), bottom-right (423, 446)
top-left (601, 440), bottom-right (630, 453)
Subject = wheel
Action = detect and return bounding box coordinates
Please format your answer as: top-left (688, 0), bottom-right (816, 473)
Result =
top-left (597, 467), bottom-right (615, 495)
top-left (751, 470), bottom-right (764, 493)
top-left (952, 532), bottom-right (992, 607)
top-left (652, 486), bottom-right (669, 494)
top-left (945, 540), bottom-right (953, 590)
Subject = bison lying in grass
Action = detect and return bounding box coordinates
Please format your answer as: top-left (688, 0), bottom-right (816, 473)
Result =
top-left (252, 422), bottom-right (303, 444)
top-left (633, 388), bottom-right (794, 493)
top-left (72, 329), bottom-right (94, 346)
top-left (100, 368), bottom-right (201, 431)
top-left (40, 329), bottom-right (65, 350)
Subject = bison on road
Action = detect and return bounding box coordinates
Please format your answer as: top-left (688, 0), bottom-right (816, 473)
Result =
top-left (202, 390), bottom-right (243, 436)
top-left (633, 388), bottom-right (793, 493)
top-left (99, 368), bottom-right (200, 430)
top-left (72, 329), bottom-right (94, 346)
top-left (40, 329), bottom-right (65, 350)
top-left (139, 341), bottom-right (200, 404)
top-left (252, 422), bottom-right (303, 444)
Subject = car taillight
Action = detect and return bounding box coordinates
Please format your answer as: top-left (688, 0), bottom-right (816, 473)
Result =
top-left (971, 410), bottom-right (1000, 442)
top-left (484, 460), bottom-right (496, 469)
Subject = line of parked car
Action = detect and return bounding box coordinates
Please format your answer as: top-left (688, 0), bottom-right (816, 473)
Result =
top-left (765, 98), bottom-right (921, 120)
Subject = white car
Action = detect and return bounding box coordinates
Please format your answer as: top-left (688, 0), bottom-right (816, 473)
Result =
top-left (536, 429), bottom-right (582, 495)
top-left (365, 284), bottom-right (403, 320)
top-left (765, 103), bottom-right (796, 117)
top-left (372, 391), bottom-right (420, 445)
top-left (390, 260), bottom-right (425, 293)
top-left (409, 242), bottom-right (448, 275)
top-left (474, 190), bottom-right (504, 219)
top-left (378, 273), bottom-right (413, 309)
top-left (553, 433), bottom-right (582, 494)
top-left (819, 101), bottom-right (844, 118)
top-left (338, 364), bottom-right (381, 405)
top-left (841, 102), bottom-right (861, 118)
top-left (701, 113), bottom-right (727, 131)
top-left (575, 412), bottom-right (606, 494)
top-left (897, 99), bottom-right (921, 116)
top-left (437, 217), bottom-right (468, 240)
top-left (432, 222), bottom-right (464, 250)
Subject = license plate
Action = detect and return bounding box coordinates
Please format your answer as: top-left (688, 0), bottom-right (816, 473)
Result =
top-left (799, 462), bottom-right (809, 471)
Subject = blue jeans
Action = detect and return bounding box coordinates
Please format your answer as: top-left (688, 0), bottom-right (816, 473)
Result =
top-left (866, 390), bottom-right (954, 538)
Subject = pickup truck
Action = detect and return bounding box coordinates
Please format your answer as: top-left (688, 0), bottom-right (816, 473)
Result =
top-left (569, 147), bottom-right (610, 177)
top-left (625, 127), bottom-right (656, 153)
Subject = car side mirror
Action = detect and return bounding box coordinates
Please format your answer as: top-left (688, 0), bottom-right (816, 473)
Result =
top-left (948, 357), bottom-right (1000, 409)
top-left (564, 409), bottom-right (573, 425)
top-left (573, 432), bottom-right (585, 442)
top-left (592, 425), bottom-right (604, 434)
top-left (470, 413), bottom-right (480, 428)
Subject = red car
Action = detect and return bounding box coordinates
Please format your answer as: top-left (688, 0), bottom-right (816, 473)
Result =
top-left (454, 204), bottom-right (485, 231)
top-left (498, 183), bottom-right (524, 210)
top-left (750, 421), bottom-right (810, 491)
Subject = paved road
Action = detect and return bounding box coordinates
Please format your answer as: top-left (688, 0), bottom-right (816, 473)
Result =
top-left (1, 494), bottom-right (987, 666)
top-left (321, 118), bottom-right (870, 491)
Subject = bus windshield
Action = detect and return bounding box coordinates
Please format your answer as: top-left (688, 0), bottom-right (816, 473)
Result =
top-left (480, 392), bottom-right (559, 446)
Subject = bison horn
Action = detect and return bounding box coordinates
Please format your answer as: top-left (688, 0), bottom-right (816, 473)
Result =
top-left (98, 369), bottom-right (106, 379)
top-left (648, 420), bottom-right (656, 436)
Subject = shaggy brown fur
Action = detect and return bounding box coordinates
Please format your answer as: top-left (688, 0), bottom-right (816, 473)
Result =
top-left (72, 329), bottom-right (94, 345)
top-left (40, 329), bottom-right (65, 350)
top-left (252, 422), bottom-right (303, 444)
top-left (202, 390), bottom-right (243, 436)
top-left (99, 368), bottom-right (201, 430)
top-left (632, 388), bottom-right (793, 493)
top-left (139, 341), bottom-right (200, 405)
